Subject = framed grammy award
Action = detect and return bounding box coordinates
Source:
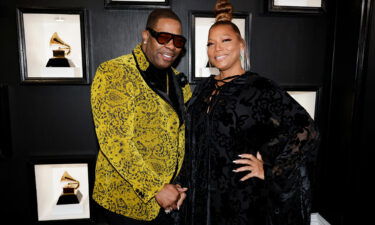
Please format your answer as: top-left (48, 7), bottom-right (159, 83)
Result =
top-left (17, 8), bottom-right (90, 84)
top-left (104, 0), bottom-right (170, 9)
top-left (29, 156), bottom-right (95, 223)
top-left (189, 11), bottom-right (251, 83)
top-left (266, 0), bottom-right (327, 14)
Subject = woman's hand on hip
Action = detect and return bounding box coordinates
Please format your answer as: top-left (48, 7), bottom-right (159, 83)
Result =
top-left (233, 152), bottom-right (265, 181)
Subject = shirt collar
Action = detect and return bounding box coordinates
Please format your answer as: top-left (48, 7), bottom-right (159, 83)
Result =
top-left (133, 43), bottom-right (149, 71)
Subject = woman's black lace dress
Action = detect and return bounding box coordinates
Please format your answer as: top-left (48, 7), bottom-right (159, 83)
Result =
top-left (180, 72), bottom-right (320, 225)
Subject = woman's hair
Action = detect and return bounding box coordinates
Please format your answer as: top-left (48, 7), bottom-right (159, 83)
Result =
top-left (210, 0), bottom-right (250, 70)
top-left (214, 0), bottom-right (233, 22)
top-left (211, 0), bottom-right (241, 38)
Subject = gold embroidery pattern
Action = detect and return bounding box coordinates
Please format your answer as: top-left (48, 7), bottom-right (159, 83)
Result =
top-left (91, 44), bottom-right (192, 221)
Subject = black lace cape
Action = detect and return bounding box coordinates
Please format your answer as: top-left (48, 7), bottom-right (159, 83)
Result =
top-left (178, 72), bottom-right (320, 225)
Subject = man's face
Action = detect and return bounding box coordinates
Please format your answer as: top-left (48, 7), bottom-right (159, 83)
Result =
top-left (142, 18), bottom-right (183, 69)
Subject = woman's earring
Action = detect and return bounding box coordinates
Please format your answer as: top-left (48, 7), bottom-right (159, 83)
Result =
top-left (143, 41), bottom-right (147, 44)
top-left (240, 50), bottom-right (245, 68)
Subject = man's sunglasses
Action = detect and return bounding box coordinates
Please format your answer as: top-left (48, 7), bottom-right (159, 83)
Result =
top-left (146, 27), bottom-right (186, 48)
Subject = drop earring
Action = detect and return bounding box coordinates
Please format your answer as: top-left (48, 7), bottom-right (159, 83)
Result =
top-left (240, 49), bottom-right (245, 68)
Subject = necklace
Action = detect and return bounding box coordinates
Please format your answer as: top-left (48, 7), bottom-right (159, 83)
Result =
top-left (166, 73), bottom-right (169, 95)
top-left (215, 74), bottom-right (241, 82)
top-left (214, 74), bottom-right (241, 88)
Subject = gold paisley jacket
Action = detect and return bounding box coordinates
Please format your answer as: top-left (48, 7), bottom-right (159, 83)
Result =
top-left (91, 44), bottom-right (192, 221)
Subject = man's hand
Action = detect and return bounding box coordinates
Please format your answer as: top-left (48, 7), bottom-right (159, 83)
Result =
top-left (155, 184), bottom-right (180, 210)
top-left (155, 184), bottom-right (188, 212)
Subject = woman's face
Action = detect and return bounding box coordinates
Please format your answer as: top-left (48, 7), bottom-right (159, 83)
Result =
top-left (207, 24), bottom-right (244, 73)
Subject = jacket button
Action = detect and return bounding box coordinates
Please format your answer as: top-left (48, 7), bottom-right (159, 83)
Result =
top-left (135, 189), bottom-right (144, 197)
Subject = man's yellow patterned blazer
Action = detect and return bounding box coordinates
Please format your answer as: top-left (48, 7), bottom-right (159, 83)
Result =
top-left (91, 44), bottom-right (192, 221)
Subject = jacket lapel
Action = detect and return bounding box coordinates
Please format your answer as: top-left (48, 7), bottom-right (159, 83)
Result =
top-left (131, 46), bottom-right (184, 125)
top-left (169, 71), bottom-right (185, 125)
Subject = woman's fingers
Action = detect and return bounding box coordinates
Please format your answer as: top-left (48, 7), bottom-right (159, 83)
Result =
top-left (233, 152), bottom-right (265, 180)
top-left (177, 192), bottom-right (187, 210)
top-left (233, 165), bottom-right (253, 172)
top-left (177, 187), bottom-right (188, 192)
top-left (238, 152), bottom-right (263, 161)
top-left (175, 184), bottom-right (188, 192)
top-left (233, 158), bottom-right (252, 165)
top-left (235, 168), bottom-right (265, 181)
top-left (238, 153), bottom-right (256, 160)
top-left (239, 172), bottom-right (256, 181)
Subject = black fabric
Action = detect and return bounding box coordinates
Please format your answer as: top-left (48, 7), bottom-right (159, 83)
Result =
top-left (144, 63), bottom-right (182, 121)
top-left (99, 203), bottom-right (176, 225)
top-left (144, 62), bottom-right (169, 93)
top-left (179, 72), bottom-right (320, 225)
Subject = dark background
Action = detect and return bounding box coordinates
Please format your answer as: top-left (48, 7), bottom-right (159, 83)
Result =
top-left (0, 0), bottom-right (373, 224)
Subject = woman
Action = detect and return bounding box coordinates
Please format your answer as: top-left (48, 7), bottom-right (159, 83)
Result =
top-left (182, 0), bottom-right (320, 224)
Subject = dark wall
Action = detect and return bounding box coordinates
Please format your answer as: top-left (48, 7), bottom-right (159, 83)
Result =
top-left (0, 0), bottom-right (342, 224)
top-left (314, 0), bottom-right (375, 224)
top-left (355, 0), bottom-right (375, 222)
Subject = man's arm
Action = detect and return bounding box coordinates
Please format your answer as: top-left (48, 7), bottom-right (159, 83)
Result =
top-left (91, 63), bottom-right (168, 203)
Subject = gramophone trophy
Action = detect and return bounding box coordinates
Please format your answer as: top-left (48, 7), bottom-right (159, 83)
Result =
top-left (46, 32), bottom-right (74, 67)
top-left (56, 171), bottom-right (82, 205)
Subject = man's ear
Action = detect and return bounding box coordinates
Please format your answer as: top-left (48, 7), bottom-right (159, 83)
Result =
top-left (142, 30), bottom-right (149, 44)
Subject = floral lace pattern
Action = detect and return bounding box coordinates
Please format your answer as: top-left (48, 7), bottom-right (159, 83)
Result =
top-left (180, 72), bottom-right (320, 225)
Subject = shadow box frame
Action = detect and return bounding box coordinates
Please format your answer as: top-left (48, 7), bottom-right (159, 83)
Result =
top-left (28, 155), bottom-right (96, 225)
top-left (16, 8), bottom-right (90, 84)
top-left (104, 0), bottom-right (170, 9)
top-left (188, 11), bottom-right (252, 84)
top-left (266, 0), bottom-right (327, 14)
top-left (282, 85), bottom-right (323, 122)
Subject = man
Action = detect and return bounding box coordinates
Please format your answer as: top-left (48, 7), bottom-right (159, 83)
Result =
top-left (91, 9), bottom-right (191, 225)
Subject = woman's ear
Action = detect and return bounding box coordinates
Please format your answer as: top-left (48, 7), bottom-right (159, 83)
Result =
top-left (240, 38), bottom-right (246, 50)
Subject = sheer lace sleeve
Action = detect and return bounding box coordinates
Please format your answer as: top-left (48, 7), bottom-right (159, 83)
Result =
top-left (259, 85), bottom-right (320, 225)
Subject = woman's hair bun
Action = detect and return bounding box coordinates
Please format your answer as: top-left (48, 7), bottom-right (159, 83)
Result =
top-left (214, 0), bottom-right (233, 22)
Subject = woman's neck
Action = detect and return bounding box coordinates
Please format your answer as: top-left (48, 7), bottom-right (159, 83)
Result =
top-left (217, 67), bottom-right (245, 80)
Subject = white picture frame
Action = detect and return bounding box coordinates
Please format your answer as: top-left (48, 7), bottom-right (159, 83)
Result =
top-left (267, 0), bottom-right (326, 14)
top-left (30, 156), bottom-right (95, 223)
top-left (287, 91), bottom-right (317, 119)
top-left (34, 163), bottom-right (90, 221)
top-left (17, 8), bottom-right (89, 84)
top-left (105, 0), bottom-right (169, 9)
top-left (274, 0), bottom-right (322, 7)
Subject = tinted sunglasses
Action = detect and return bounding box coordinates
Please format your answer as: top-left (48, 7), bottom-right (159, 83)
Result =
top-left (146, 27), bottom-right (186, 48)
